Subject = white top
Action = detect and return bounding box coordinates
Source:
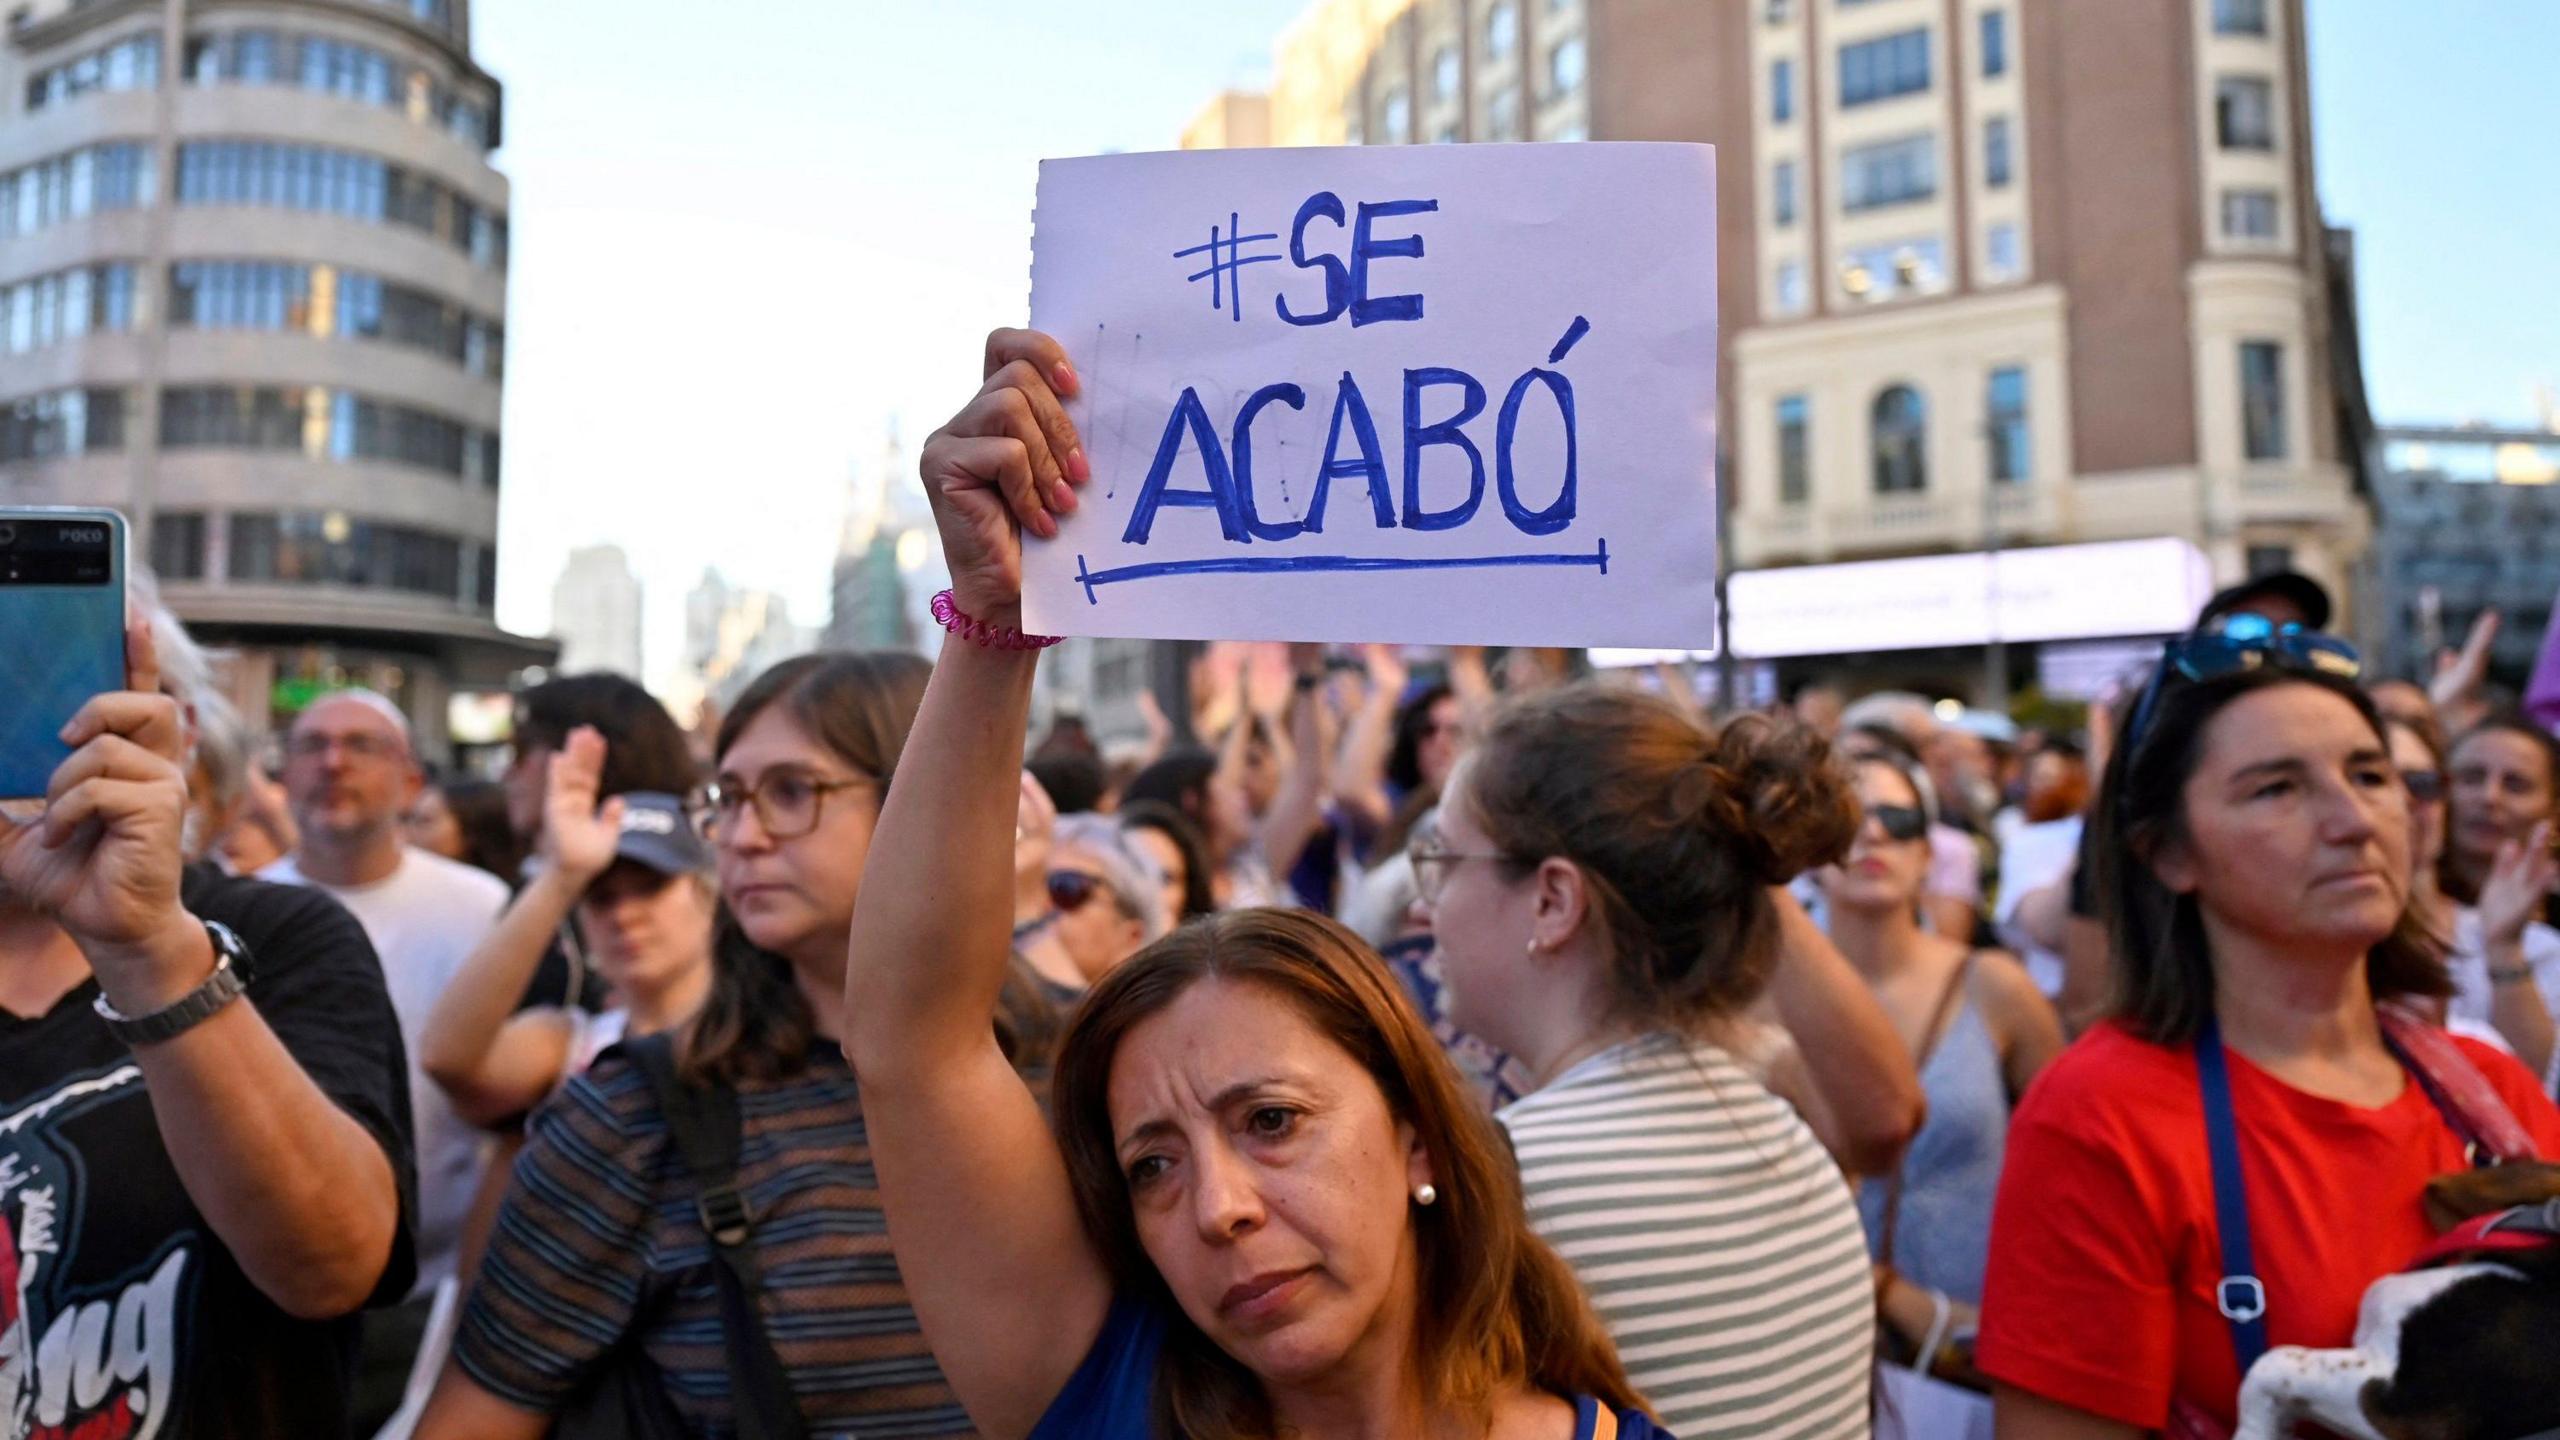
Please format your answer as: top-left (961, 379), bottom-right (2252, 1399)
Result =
top-left (263, 848), bottom-right (509, 1295)
top-left (2444, 906), bottom-right (2560, 1038)
top-left (1498, 1034), bottom-right (1875, 1439)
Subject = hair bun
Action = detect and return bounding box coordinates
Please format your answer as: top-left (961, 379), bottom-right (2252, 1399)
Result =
top-left (1699, 715), bottom-right (1860, 885)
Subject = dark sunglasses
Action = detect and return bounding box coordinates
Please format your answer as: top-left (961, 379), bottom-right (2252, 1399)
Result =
top-left (2121, 614), bottom-right (2364, 762)
top-left (1046, 870), bottom-right (1105, 914)
top-left (2400, 768), bottom-right (2446, 804)
top-left (1864, 803), bottom-right (1930, 843)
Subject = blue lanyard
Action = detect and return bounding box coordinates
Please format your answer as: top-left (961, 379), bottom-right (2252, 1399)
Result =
top-left (2195, 1015), bottom-right (2271, 1377)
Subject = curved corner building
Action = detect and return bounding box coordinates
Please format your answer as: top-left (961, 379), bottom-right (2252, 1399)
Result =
top-left (2, 0), bottom-right (550, 754)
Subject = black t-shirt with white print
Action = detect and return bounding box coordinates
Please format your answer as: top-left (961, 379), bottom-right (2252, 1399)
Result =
top-left (0, 865), bottom-right (417, 1440)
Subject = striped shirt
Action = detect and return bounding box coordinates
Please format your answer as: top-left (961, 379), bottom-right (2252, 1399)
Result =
top-left (454, 1039), bottom-right (976, 1438)
top-left (1499, 1034), bottom-right (1875, 1439)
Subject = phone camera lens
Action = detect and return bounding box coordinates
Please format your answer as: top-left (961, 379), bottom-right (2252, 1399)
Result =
top-left (0, 524), bottom-right (17, 547)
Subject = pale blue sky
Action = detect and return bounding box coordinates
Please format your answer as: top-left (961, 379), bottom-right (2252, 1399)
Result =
top-left (472, 1), bottom-right (2557, 678)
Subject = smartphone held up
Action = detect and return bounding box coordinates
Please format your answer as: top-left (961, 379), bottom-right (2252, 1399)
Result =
top-left (1, 508), bottom-right (129, 807)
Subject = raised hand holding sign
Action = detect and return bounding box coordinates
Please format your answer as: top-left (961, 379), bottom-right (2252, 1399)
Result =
top-left (1025, 143), bottom-right (1720, 648)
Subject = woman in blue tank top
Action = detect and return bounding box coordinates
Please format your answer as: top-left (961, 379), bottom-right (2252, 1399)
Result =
top-left (840, 329), bottom-right (1670, 1440)
top-left (1820, 746), bottom-right (2064, 1352)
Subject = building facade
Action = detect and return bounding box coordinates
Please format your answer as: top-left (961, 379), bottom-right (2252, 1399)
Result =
top-left (2, 0), bottom-right (547, 754)
top-left (2366, 423), bottom-right (2560, 692)
top-left (549, 542), bottom-right (642, 679)
top-left (1196, 0), bottom-right (2375, 695)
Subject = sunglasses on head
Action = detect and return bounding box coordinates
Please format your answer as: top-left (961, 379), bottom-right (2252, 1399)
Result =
top-left (1864, 803), bottom-right (1930, 843)
top-left (2120, 613), bottom-right (2364, 761)
top-left (1046, 870), bottom-right (1105, 914)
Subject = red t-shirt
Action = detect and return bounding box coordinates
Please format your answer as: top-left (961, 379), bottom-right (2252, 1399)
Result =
top-left (1976, 1021), bottom-right (2560, 1430)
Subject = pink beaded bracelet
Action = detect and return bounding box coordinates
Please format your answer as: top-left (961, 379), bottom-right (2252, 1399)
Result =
top-left (931, 589), bottom-right (1065, 651)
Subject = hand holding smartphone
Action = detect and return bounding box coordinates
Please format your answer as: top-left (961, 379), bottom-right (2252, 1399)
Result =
top-left (1, 509), bottom-right (130, 808)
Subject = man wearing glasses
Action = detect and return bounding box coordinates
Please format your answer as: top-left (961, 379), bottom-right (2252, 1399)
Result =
top-left (264, 689), bottom-right (511, 1433)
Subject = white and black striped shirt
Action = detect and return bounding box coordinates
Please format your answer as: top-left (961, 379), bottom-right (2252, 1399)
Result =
top-left (1500, 1034), bottom-right (1875, 1439)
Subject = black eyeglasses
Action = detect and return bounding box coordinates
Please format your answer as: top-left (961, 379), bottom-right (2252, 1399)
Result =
top-left (1863, 803), bottom-right (1930, 843)
top-left (2120, 614), bottom-right (2365, 763)
top-left (2400, 768), bottom-right (2446, 804)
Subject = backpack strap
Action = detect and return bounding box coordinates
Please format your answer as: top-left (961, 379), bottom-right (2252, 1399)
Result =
top-left (2195, 1015), bottom-right (2271, 1380)
top-left (626, 1033), bottom-right (814, 1440)
top-left (2376, 1004), bottom-right (2539, 1165)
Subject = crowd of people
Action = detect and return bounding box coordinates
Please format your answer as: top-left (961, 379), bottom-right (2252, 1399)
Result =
top-left (6, 326), bottom-right (2560, 1440)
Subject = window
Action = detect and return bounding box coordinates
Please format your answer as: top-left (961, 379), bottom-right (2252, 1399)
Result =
top-left (183, 28), bottom-right (496, 151)
top-left (159, 385), bottom-right (496, 480)
top-left (1841, 133), bottom-right (1935, 212)
top-left (2, 264), bottom-right (140, 355)
top-left (1985, 222), bottom-right (2021, 281)
top-left (1548, 120), bottom-right (1588, 142)
top-left (1433, 123), bottom-right (1460, 144)
top-left (1871, 386), bottom-right (1928, 494)
top-left (1546, 36), bottom-right (1586, 99)
top-left (227, 511), bottom-right (465, 599)
top-left (1980, 10), bottom-right (2008, 78)
top-left (1485, 2), bottom-right (1518, 61)
top-left (2214, 0), bottom-right (2268, 37)
top-left (1838, 28), bottom-right (1930, 108)
top-left (1983, 116), bottom-right (2013, 188)
top-left (1842, 238), bottom-right (1945, 300)
top-left (0, 388), bottom-right (124, 464)
top-left (168, 260), bottom-right (503, 376)
top-left (1775, 259), bottom-right (1808, 315)
top-left (1381, 88), bottom-right (1410, 141)
top-left (1487, 89), bottom-right (1521, 141)
top-left (175, 141), bottom-right (507, 268)
top-left (1773, 159), bottom-right (1799, 226)
top-left (2240, 341), bottom-right (2286, 461)
top-left (0, 143), bottom-right (156, 240)
top-left (26, 31), bottom-right (161, 109)
top-left (1771, 59), bottom-right (1794, 123)
top-left (1433, 45), bottom-right (1461, 102)
top-left (2221, 188), bottom-right (2279, 242)
top-left (2245, 544), bottom-right (2294, 578)
top-left (1987, 366), bottom-right (2029, 483)
top-left (150, 512), bottom-right (208, 581)
top-left (1777, 395), bottom-right (1811, 504)
top-left (2216, 76), bottom-right (2275, 151)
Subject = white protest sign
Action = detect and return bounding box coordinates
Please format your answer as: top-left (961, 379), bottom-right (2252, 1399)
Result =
top-left (1025, 143), bottom-right (1719, 648)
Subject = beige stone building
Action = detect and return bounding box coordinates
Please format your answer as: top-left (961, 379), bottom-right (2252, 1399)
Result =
top-left (1192, 0), bottom-right (2374, 687)
top-left (2, 0), bottom-right (548, 754)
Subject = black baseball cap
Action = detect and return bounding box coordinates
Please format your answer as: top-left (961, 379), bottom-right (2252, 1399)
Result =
top-left (2198, 571), bottom-right (2332, 632)
top-left (611, 793), bottom-right (714, 875)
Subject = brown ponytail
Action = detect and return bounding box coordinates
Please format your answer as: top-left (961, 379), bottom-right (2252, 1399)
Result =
top-left (1463, 684), bottom-right (1858, 1029)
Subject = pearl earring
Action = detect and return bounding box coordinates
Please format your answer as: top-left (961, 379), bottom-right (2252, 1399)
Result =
top-left (1414, 1183), bottom-right (1439, 1207)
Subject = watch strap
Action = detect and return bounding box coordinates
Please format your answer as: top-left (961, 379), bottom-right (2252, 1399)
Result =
top-left (93, 920), bottom-right (250, 1047)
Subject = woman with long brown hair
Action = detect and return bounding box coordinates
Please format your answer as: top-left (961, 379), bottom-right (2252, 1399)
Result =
top-left (844, 329), bottom-right (1654, 1439)
top-left (417, 650), bottom-right (987, 1438)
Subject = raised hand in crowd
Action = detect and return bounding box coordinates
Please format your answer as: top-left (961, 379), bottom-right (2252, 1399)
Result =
top-left (418, 726), bottom-right (625, 1127)
top-left (2431, 607), bottom-right (2501, 739)
top-left (2475, 818), bottom-right (2560, 1078)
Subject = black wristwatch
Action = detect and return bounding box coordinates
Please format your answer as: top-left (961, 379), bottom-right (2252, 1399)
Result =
top-left (93, 920), bottom-right (251, 1047)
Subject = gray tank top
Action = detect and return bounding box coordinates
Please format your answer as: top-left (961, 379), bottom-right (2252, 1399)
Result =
top-left (1857, 997), bottom-right (2010, 1304)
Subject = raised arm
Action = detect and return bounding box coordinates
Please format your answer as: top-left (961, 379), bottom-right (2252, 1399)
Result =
top-left (419, 727), bottom-right (619, 1126)
top-left (1765, 885), bottom-right (1926, 1176)
top-left (843, 328), bottom-right (1113, 1440)
top-left (1256, 647), bottom-right (1335, 883)
top-left (1332, 645), bottom-right (1407, 834)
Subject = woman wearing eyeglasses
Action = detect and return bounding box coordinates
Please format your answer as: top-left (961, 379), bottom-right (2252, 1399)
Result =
top-left (1816, 750), bottom-right (2061, 1377)
top-left (1979, 637), bottom-right (2560, 1439)
top-left (1415, 688), bottom-right (1885, 1439)
top-left (418, 650), bottom-right (989, 1439)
